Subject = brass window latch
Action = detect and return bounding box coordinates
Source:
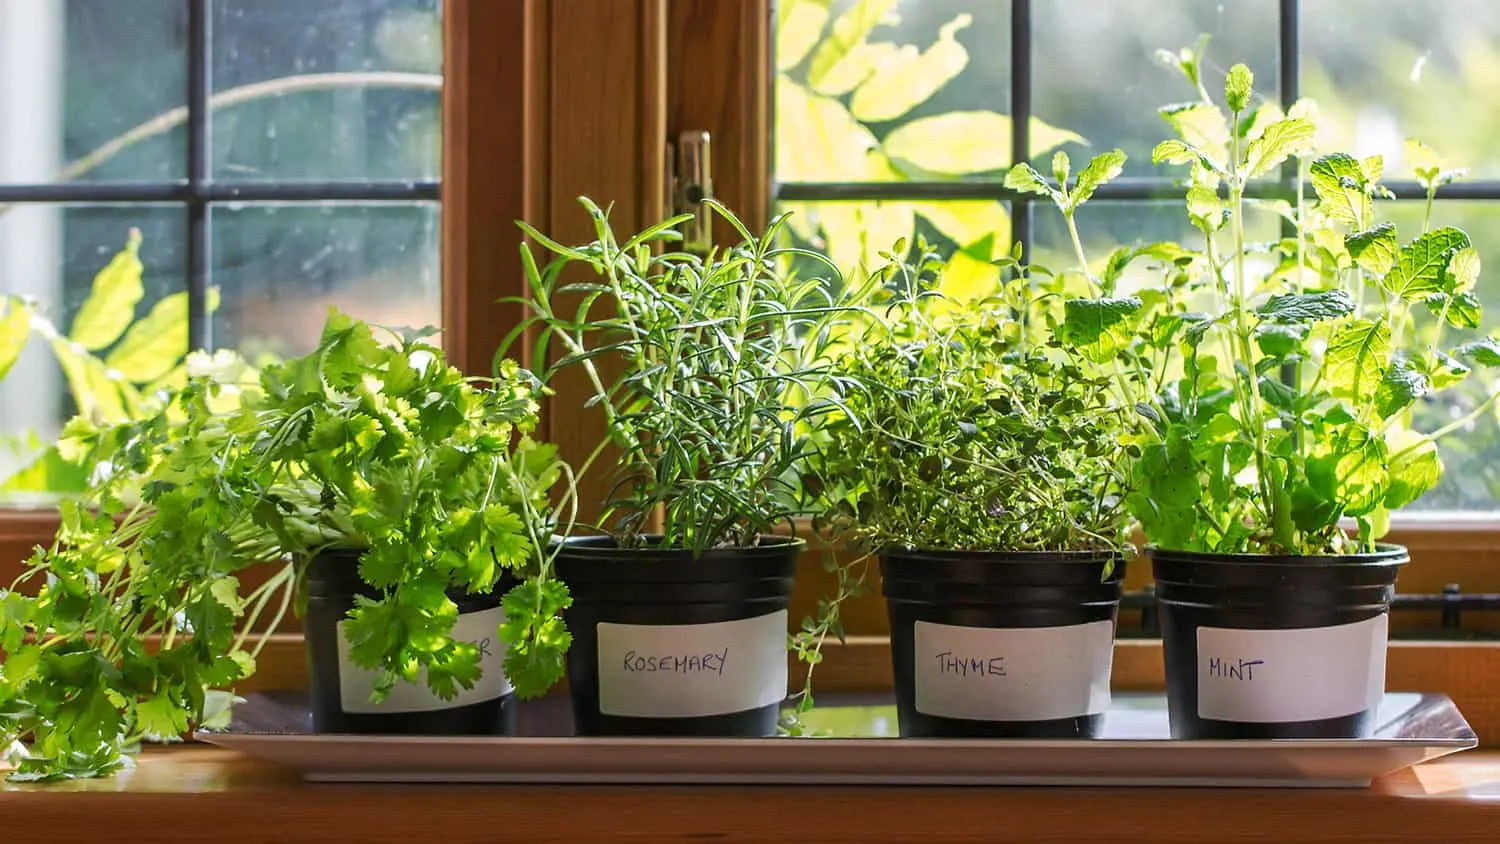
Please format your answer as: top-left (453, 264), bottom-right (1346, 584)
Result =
top-left (667, 130), bottom-right (713, 255)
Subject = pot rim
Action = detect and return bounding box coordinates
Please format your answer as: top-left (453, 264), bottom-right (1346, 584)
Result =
top-left (1146, 541), bottom-right (1409, 566)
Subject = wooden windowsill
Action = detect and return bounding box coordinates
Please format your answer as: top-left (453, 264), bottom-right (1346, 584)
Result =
top-left (4, 745), bottom-right (1500, 843)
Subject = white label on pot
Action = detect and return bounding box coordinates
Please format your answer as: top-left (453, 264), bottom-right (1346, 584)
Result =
top-left (1196, 614), bottom-right (1388, 723)
top-left (336, 607), bottom-right (512, 714)
top-left (912, 620), bottom-right (1115, 721)
top-left (596, 610), bottom-right (788, 718)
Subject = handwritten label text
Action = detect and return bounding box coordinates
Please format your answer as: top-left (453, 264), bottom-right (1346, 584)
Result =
top-left (623, 648), bottom-right (729, 676)
top-left (1205, 656), bottom-right (1264, 681)
top-left (933, 651), bottom-right (1007, 678)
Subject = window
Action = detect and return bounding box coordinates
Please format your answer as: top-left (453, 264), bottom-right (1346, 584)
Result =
top-left (0, 0), bottom-right (442, 497)
top-left (774, 0), bottom-right (1500, 514)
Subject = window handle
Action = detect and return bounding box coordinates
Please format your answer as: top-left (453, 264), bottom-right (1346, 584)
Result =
top-left (668, 130), bottom-right (713, 255)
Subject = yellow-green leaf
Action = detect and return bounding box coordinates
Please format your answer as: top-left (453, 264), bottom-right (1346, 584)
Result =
top-left (806, 0), bottom-right (897, 92)
top-left (817, 200), bottom-right (913, 280)
top-left (104, 287), bottom-right (221, 384)
top-left (935, 248), bottom-right (999, 303)
top-left (775, 77), bottom-right (881, 181)
top-left (69, 229), bottom-right (144, 351)
top-left (812, 41), bottom-right (904, 97)
top-left (883, 111), bottom-right (1083, 175)
top-left (776, 0), bottom-right (830, 71)
top-left (0, 300), bottom-right (32, 381)
top-left (50, 336), bottom-right (132, 423)
top-left (849, 14), bottom-right (970, 122)
top-left (912, 201), bottom-right (1009, 255)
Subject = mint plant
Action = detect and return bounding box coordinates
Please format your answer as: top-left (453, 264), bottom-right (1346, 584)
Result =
top-left (1, 309), bottom-right (572, 781)
top-left (1014, 42), bottom-right (1495, 556)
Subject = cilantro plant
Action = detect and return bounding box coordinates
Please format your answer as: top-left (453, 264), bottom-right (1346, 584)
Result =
top-left (1012, 41), bottom-right (1497, 556)
top-left (502, 198), bottom-right (874, 552)
top-left (813, 240), bottom-right (1133, 554)
top-left (1, 309), bottom-right (573, 781)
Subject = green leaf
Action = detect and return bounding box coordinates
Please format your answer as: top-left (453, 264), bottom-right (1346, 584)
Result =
top-left (883, 111), bottom-right (1082, 175)
top-left (774, 78), bottom-right (882, 182)
top-left (1185, 184), bottom-right (1226, 232)
top-left (911, 201), bottom-right (1009, 255)
top-left (1384, 431), bottom-right (1441, 509)
top-left (1152, 139), bottom-right (1218, 170)
top-left (1068, 149), bottom-right (1127, 209)
top-left (1381, 227), bottom-right (1471, 301)
top-left (1405, 138), bottom-right (1467, 191)
top-left (1256, 289), bottom-right (1355, 324)
top-left (69, 229), bottom-right (144, 351)
top-left (1224, 63), bottom-right (1253, 113)
top-left (1373, 358), bottom-right (1430, 419)
top-left (0, 300), bottom-right (31, 381)
top-left (1310, 153), bottom-right (1371, 227)
top-left (1243, 117), bottom-right (1314, 177)
top-left (849, 14), bottom-right (970, 122)
top-left (776, 0), bottom-right (830, 71)
top-left (1424, 291), bottom-right (1481, 330)
top-left (1456, 338), bottom-right (1500, 367)
top-left (1344, 223), bottom-right (1398, 277)
top-left (1001, 162), bottom-right (1062, 204)
top-left (1321, 319), bottom-right (1390, 403)
top-left (1307, 423), bottom-right (1388, 517)
top-left (135, 692), bottom-right (191, 742)
top-left (1254, 322), bottom-right (1307, 358)
top-left (1060, 296), bottom-right (1143, 363)
top-left (1158, 102), bottom-right (1229, 162)
top-left (1445, 246), bottom-right (1481, 294)
top-left (806, 0), bottom-right (897, 90)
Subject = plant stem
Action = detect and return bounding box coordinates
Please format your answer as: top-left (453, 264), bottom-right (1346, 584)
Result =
top-left (1228, 122), bottom-right (1275, 526)
top-left (1394, 387), bottom-right (1500, 458)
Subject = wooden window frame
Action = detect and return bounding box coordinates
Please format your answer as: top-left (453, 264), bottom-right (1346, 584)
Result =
top-left (4, 0), bottom-right (1500, 742)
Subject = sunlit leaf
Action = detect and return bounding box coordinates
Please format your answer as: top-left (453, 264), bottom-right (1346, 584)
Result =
top-left (806, 0), bottom-right (897, 91)
top-left (776, 0), bottom-right (830, 71)
top-left (911, 201), bottom-right (1009, 256)
top-left (69, 229), bottom-right (144, 351)
top-left (0, 300), bottom-right (31, 381)
top-left (849, 14), bottom-right (970, 122)
top-left (883, 111), bottom-right (1082, 175)
top-left (1381, 226), bottom-right (1470, 301)
top-left (1320, 319), bottom-right (1389, 403)
top-left (775, 77), bottom-right (881, 181)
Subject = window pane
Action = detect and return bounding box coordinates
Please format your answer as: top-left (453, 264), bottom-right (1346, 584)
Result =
top-left (0, 204), bottom-right (186, 500)
top-left (775, 0), bottom-right (1010, 184)
top-left (1032, 0), bottom-right (1278, 177)
top-left (211, 0), bottom-right (442, 182)
top-left (0, 0), bottom-right (185, 184)
top-left (211, 202), bottom-right (439, 358)
top-left (1304, 0), bottom-right (1500, 178)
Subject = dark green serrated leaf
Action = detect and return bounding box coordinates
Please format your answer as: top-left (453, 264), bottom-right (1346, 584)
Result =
top-left (1424, 291), bottom-right (1482, 330)
top-left (1256, 289), bottom-right (1355, 324)
top-left (1373, 358), bottom-right (1430, 419)
top-left (1456, 338), bottom-right (1500, 367)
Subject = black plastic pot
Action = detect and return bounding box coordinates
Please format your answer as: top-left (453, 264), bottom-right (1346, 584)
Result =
top-left (555, 535), bottom-right (800, 737)
top-left (1151, 544), bottom-right (1408, 739)
top-left (303, 548), bottom-right (519, 735)
top-left (881, 548), bottom-right (1124, 738)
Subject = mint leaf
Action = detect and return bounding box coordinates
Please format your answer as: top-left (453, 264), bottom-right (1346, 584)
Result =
top-left (1385, 436), bottom-right (1441, 509)
top-left (1321, 319), bottom-right (1390, 403)
top-left (1425, 291), bottom-right (1482, 330)
top-left (1307, 423), bottom-right (1389, 517)
top-left (1060, 296), bottom-right (1143, 363)
top-left (1185, 184), bottom-right (1226, 232)
top-left (1310, 153), bottom-right (1371, 227)
top-left (1243, 117), bottom-right (1314, 177)
top-left (1152, 139), bottom-right (1218, 171)
top-left (1373, 358), bottom-right (1430, 419)
top-left (1068, 149), bottom-right (1127, 208)
top-left (1456, 338), bottom-right (1500, 367)
top-left (1159, 101), bottom-right (1229, 160)
top-left (1345, 223), bottom-right (1398, 276)
top-left (1381, 227), bottom-right (1471, 301)
top-left (1002, 163), bottom-right (1063, 206)
top-left (1224, 63), bottom-right (1253, 113)
top-left (1256, 289), bottom-right (1355, 324)
top-left (1254, 323), bottom-right (1307, 358)
top-left (1445, 246), bottom-right (1481, 293)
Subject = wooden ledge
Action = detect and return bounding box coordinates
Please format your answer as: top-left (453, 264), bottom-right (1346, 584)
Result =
top-left (4, 746), bottom-right (1500, 842)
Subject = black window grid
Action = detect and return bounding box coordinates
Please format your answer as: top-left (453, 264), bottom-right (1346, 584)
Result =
top-left (0, 0), bottom-right (440, 352)
top-left (771, 0), bottom-right (1500, 257)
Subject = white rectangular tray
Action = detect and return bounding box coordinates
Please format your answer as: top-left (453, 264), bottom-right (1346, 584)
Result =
top-left (197, 692), bottom-right (1476, 788)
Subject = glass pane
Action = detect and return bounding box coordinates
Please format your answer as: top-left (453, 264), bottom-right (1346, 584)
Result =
top-left (211, 0), bottom-right (442, 181)
top-left (211, 202), bottom-right (440, 358)
top-left (0, 0), bottom-right (185, 184)
top-left (776, 198), bottom-right (1012, 289)
top-left (1032, 0), bottom-right (1278, 177)
top-left (774, 0), bottom-right (1011, 184)
top-left (0, 204), bottom-right (186, 500)
top-left (1374, 200), bottom-right (1500, 511)
top-left (1303, 0), bottom-right (1500, 178)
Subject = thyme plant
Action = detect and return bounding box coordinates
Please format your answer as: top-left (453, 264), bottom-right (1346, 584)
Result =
top-left (813, 241), bottom-right (1132, 554)
top-left (502, 198), bottom-right (874, 552)
top-left (1013, 41), bottom-right (1498, 555)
